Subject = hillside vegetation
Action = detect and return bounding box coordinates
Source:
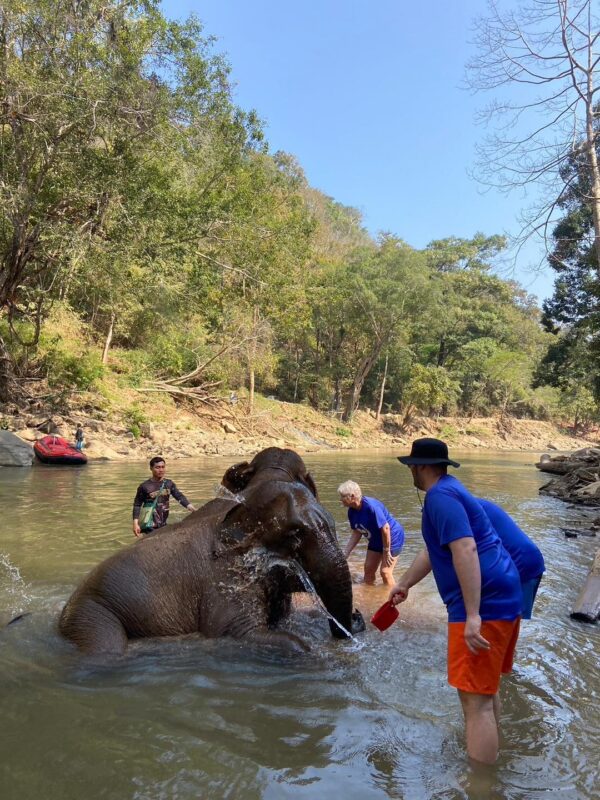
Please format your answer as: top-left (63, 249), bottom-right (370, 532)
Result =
top-left (1, 1), bottom-right (599, 442)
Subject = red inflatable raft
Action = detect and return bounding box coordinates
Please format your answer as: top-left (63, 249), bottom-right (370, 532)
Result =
top-left (33, 435), bottom-right (88, 465)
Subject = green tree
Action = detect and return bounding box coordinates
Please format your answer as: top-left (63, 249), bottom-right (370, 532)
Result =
top-left (538, 129), bottom-right (600, 403)
top-left (339, 237), bottom-right (428, 421)
top-left (0, 0), bottom-right (260, 399)
top-left (401, 364), bottom-right (461, 428)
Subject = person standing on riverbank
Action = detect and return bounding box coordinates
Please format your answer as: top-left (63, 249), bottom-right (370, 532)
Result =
top-left (338, 480), bottom-right (405, 586)
top-left (74, 423), bottom-right (84, 451)
top-left (477, 498), bottom-right (545, 620)
top-left (132, 457), bottom-right (197, 537)
top-left (390, 438), bottom-right (522, 765)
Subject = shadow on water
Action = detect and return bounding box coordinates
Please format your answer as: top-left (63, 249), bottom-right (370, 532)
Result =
top-left (0, 451), bottom-right (599, 799)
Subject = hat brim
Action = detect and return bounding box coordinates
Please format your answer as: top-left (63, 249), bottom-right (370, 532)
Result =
top-left (397, 456), bottom-right (460, 468)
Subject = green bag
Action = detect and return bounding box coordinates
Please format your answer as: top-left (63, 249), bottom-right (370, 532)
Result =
top-left (139, 481), bottom-right (166, 533)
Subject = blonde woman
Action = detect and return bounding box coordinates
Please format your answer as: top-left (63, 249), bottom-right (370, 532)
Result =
top-left (338, 480), bottom-right (404, 586)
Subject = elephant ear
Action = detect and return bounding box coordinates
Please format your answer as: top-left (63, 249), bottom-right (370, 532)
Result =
top-left (214, 504), bottom-right (254, 553)
top-left (221, 461), bottom-right (256, 494)
top-left (304, 471), bottom-right (318, 500)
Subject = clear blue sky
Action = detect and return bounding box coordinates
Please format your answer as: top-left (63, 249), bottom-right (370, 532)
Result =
top-left (161, 0), bottom-right (556, 302)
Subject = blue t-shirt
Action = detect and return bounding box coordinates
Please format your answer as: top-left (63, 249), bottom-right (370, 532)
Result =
top-left (348, 496), bottom-right (405, 553)
top-left (477, 499), bottom-right (545, 582)
top-left (422, 475), bottom-right (521, 622)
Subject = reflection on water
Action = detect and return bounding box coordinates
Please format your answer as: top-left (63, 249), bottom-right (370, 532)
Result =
top-left (0, 450), bottom-right (599, 799)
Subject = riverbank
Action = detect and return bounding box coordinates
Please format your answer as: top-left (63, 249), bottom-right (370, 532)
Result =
top-left (2, 390), bottom-right (597, 461)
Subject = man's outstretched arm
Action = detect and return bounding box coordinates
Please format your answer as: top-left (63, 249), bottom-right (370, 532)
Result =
top-left (389, 549), bottom-right (432, 604)
top-left (170, 482), bottom-right (196, 512)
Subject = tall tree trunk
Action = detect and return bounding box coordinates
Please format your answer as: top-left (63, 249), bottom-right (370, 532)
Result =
top-left (0, 334), bottom-right (21, 405)
top-left (584, 108), bottom-right (600, 272)
top-left (293, 346), bottom-right (300, 402)
top-left (342, 343), bottom-right (383, 422)
top-left (436, 334), bottom-right (446, 367)
top-left (334, 376), bottom-right (342, 413)
top-left (248, 366), bottom-right (255, 414)
top-left (581, 5), bottom-right (600, 274)
top-left (101, 313), bottom-right (115, 365)
top-left (376, 351), bottom-right (389, 421)
top-left (248, 305), bottom-right (258, 414)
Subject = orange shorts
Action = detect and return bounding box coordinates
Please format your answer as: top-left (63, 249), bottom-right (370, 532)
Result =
top-left (447, 618), bottom-right (521, 695)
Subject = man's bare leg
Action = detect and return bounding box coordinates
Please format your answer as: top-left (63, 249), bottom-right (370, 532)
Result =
top-left (492, 691), bottom-right (501, 727)
top-left (458, 689), bottom-right (499, 764)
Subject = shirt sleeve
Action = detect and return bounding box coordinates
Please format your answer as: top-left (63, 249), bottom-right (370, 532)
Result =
top-left (371, 503), bottom-right (389, 530)
top-left (132, 484), bottom-right (146, 519)
top-left (426, 492), bottom-right (474, 546)
top-left (169, 481), bottom-right (190, 508)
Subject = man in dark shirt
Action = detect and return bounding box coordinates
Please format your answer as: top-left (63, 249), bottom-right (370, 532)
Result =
top-left (132, 456), bottom-right (196, 537)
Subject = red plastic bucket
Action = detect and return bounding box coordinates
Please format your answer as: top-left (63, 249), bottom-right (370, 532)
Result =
top-left (371, 601), bottom-right (399, 631)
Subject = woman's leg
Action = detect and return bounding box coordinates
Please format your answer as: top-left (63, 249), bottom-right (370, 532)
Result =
top-left (379, 554), bottom-right (399, 586)
top-left (363, 550), bottom-right (382, 584)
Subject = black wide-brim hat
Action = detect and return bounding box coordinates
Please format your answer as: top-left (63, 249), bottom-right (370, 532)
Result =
top-left (397, 437), bottom-right (460, 468)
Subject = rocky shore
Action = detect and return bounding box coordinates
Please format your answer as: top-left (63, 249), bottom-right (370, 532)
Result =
top-left (537, 448), bottom-right (600, 507)
top-left (1, 395), bottom-right (597, 463)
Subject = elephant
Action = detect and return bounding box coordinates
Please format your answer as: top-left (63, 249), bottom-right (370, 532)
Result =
top-left (59, 447), bottom-right (365, 656)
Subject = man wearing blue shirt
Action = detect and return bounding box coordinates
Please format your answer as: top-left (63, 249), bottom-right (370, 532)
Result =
top-left (338, 480), bottom-right (405, 586)
top-left (477, 498), bottom-right (545, 620)
top-left (390, 438), bottom-right (522, 765)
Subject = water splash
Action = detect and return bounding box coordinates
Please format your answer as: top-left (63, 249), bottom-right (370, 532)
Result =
top-left (242, 548), bottom-right (355, 640)
top-left (284, 558), bottom-right (355, 640)
top-left (0, 553), bottom-right (32, 615)
top-left (214, 485), bottom-right (246, 504)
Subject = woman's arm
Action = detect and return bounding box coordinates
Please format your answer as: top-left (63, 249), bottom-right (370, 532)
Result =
top-left (344, 529), bottom-right (363, 559)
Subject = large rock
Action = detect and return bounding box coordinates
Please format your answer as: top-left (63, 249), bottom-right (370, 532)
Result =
top-left (0, 431), bottom-right (34, 467)
top-left (83, 440), bottom-right (125, 461)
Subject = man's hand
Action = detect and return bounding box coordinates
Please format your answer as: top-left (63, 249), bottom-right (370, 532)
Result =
top-left (133, 520), bottom-right (142, 538)
top-left (382, 548), bottom-right (393, 568)
top-left (389, 583), bottom-right (409, 606)
top-left (464, 614), bottom-right (490, 654)
top-left (187, 504), bottom-right (197, 512)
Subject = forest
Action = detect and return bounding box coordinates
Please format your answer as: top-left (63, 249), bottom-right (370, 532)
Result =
top-left (1, 0), bottom-right (599, 433)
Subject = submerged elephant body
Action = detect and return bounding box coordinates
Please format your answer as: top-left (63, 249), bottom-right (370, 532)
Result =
top-left (59, 448), bottom-right (362, 655)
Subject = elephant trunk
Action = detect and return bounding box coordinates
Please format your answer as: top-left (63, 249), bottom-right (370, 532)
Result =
top-left (302, 547), bottom-right (355, 639)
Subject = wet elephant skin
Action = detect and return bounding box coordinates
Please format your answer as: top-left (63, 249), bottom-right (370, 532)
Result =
top-left (59, 447), bottom-right (364, 655)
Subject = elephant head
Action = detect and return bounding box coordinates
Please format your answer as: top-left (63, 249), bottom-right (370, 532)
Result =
top-left (221, 447), bottom-right (318, 499)
top-left (218, 448), bottom-right (363, 638)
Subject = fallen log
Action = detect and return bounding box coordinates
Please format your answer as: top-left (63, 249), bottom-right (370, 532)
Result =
top-left (535, 457), bottom-right (597, 475)
top-left (570, 549), bottom-right (600, 624)
top-left (535, 459), bottom-right (572, 475)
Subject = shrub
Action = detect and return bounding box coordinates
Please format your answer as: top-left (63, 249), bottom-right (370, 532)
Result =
top-left (38, 303), bottom-right (104, 391)
top-left (335, 426), bottom-right (352, 437)
top-left (439, 424), bottom-right (459, 442)
top-left (124, 405), bottom-right (148, 439)
top-left (46, 349), bottom-right (104, 391)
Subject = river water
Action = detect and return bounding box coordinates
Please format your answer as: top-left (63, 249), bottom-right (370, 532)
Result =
top-left (0, 450), bottom-right (598, 800)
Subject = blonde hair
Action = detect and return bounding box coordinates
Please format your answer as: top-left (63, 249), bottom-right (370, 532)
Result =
top-left (337, 480), bottom-right (362, 499)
